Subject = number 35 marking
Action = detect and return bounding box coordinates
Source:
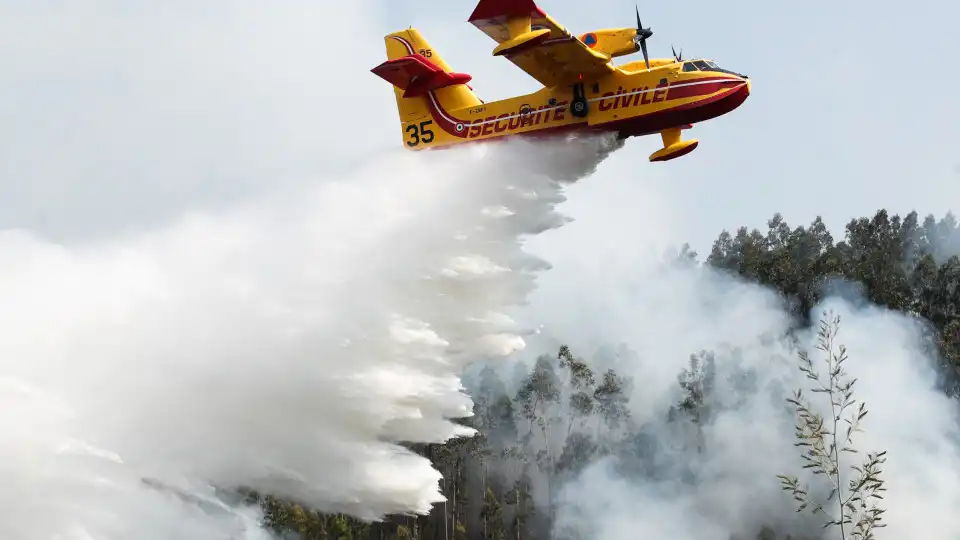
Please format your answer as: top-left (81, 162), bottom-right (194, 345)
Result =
top-left (419, 49), bottom-right (433, 58)
top-left (406, 120), bottom-right (435, 147)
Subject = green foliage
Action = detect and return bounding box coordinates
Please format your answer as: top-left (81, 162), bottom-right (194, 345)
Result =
top-left (676, 350), bottom-right (716, 423)
top-left (480, 488), bottom-right (506, 540)
top-left (777, 312), bottom-right (887, 540)
top-left (558, 345), bottom-right (597, 427)
top-left (515, 354), bottom-right (561, 438)
top-left (593, 368), bottom-right (630, 433)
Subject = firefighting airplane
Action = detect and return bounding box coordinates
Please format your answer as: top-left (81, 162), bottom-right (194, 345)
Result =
top-left (371, 0), bottom-right (750, 161)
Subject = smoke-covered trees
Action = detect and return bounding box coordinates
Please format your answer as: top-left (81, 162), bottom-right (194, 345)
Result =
top-left (707, 209), bottom-right (960, 393)
top-left (258, 208), bottom-right (958, 540)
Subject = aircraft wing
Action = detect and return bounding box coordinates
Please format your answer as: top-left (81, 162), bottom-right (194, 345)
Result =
top-left (469, 0), bottom-right (615, 88)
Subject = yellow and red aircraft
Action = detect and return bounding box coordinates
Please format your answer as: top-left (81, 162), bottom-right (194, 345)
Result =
top-left (372, 0), bottom-right (750, 162)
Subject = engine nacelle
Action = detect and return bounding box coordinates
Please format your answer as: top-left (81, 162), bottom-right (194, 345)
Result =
top-left (577, 28), bottom-right (639, 58)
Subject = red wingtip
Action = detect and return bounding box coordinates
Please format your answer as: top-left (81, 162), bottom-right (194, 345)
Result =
top-left (469, 0), bottom-right (541, 22)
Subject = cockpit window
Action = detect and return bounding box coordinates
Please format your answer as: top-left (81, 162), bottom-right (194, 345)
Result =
top-left (682, 62), bottom-right (698, 72)
top-left (688, 59), bottom-right (748, 78)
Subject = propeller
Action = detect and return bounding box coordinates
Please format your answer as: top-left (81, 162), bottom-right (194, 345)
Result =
top-left (633, 6), bottom-right (653, 70)
top-left (672, 45), bottom-right (683, 62)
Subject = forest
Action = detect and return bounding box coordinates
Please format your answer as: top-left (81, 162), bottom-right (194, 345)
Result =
top-left (249, 208), bottom-right (960, 540)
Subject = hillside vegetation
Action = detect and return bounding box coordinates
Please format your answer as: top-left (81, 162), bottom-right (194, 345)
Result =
top-left (254, 209), bottom-right (960, 540)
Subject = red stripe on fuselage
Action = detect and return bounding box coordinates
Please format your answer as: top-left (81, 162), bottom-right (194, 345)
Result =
top-left (418, 77), bottom-right (748, 143)
top-left (665, 77), bottom-right (744, 101)
top-left (415, 81), bottom-right (748, 153)
top-left (424, 91), bottom-right (471, 138)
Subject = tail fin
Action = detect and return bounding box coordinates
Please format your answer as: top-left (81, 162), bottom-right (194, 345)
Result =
top-left (372, 28), bottom-right (483, 132)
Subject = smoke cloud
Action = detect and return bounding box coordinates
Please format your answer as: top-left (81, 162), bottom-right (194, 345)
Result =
top-left (518, 179), bottom-right (960, 540)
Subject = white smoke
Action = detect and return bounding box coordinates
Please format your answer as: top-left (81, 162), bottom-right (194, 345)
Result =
top-left (520, 176), bottom-right (960, 540)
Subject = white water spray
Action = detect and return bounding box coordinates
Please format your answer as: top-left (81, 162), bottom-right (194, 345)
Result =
top-left (0, 133), bottom-right (623, 539)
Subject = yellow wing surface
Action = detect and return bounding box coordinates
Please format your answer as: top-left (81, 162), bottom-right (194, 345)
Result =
top-left (468, 0), bottom-right (614, 88)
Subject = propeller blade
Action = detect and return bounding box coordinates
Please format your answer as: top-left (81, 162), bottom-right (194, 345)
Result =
top-left (633, 4), bottom-right (652, 67)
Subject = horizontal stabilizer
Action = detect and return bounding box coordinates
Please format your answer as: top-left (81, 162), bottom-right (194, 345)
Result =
top-left (371, 54), bottom-right (473, 98)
